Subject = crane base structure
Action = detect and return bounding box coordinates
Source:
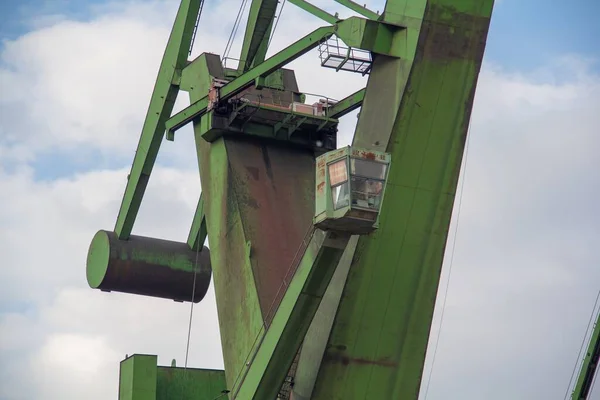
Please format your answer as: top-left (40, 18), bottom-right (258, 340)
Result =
top-left (85, 0), bottom-right (495, 398)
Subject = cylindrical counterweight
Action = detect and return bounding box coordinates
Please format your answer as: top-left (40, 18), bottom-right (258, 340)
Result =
top-left (86, 230), bottom-right (212, 303)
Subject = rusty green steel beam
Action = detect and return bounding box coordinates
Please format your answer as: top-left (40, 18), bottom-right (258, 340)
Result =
top-left (113, 0), bottom-right (201, 240)
top-left (193, 134), bottom-right (320, 392)
top-left (187, 193), bottom-right (206, 251)
top-left (571, 309), bottom-right (600, 399)
top-left (237, 0), bottom-right (279, 72)
top-left (250, 17), bottom-right (273, 71)
top-left (327, 88), bottom-right (365, 119)
top-left (165, 25), bottom-right (337, 139)
top-left (232, 229), bottom-right (351, 400)
top-left (287, 0), bottom-right (339, 24)
top-left (292, 235), bottom-right (358, 400)
top-left (334, 0), bottom-right (379, 20)
top-left (311, 1), bottom-right (495, 399)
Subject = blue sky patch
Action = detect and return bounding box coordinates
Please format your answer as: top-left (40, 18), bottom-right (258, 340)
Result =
top-left (485, 0), bottom-right (599, 72)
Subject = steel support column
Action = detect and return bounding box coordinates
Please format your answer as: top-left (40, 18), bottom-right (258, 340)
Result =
top-left (310, 2), bottom-right (494, 398)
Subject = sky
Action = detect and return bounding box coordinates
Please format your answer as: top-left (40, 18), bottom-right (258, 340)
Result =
top-left (0, 0), bottom-right (599, 399)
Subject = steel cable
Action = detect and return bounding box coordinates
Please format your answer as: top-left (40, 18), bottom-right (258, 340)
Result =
top-left (184, 233), bottom-right (202, 369)
top-left (267, 0), bottom-right (287, 50)
top-left (423, 120), bottom-right (472, 399)
top-left (564, 289), bottom-right (600, 399)
top-left (223, 0), bottom-right (249, 61)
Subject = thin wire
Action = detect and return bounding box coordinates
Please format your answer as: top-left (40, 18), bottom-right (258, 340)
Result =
top-left (564, 289), bottom-right (600, 399)
top-left (188, 0), bottom-right (205, 56)
top-left (267, 0), bottom-right (287, 49)
top-left (423, 121), bottom-right (472, 399)
top-left (227, 0), bottom-right (247, 59)
top-left (184, 234), bottom-right (202, 369)
top-left (223, 0), bottom-right (249, 61)
top-left (223, 0), bottom-right (244, 57)
top-left (565, 294), bottom-right (600, 399)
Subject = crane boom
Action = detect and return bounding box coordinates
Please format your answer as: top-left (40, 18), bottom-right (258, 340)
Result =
top-left (572, 310), bottom-right (600, 399)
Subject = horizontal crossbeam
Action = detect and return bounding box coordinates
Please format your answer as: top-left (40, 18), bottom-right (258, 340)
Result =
top-left (287, 0), bottom-right (339, 24)
top-left (327, 87), bottom-right (365, 118)
top-left (166, 25), bottom-right (337, 139)
top-left (334, 0), bottom-right (379, 20)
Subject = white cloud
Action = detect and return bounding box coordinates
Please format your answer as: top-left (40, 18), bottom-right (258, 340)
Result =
top-left (0, 1), bottom-right (599, 400)
top-left (422, 59), bottom-right (600, 399)
top-left (35, 333), bottom-right (121, 398)
top-left (0, 4), bottom-right (171, 155)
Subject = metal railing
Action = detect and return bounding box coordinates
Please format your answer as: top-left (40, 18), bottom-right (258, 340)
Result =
top-left (318, 36), bottom-right (372, 75)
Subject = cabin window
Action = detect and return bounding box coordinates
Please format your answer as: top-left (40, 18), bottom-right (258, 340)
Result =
top-left (328, 159), bottom-right (350, 209)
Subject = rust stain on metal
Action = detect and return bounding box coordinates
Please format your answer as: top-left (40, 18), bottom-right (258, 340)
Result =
top-left (195, 136), bottom-right (263, 389)
top-left (95, 231), bottom-right (212, 303)
top-left (361, 151), bottom-right (376, 160)
top-left (317, 181), bottom-right (325, 194)
top-left (421, 6), bottom-right (491, 62)
top-left (323, 352), bottom-right (398, 368)
top-left (226, 139), bottom-right (315, 328)
top-left (325, 148), bottom-right (346, 163)
top-left (350, 148), bottom-right (388, 162)
top-left (246, 166), bottom-right (260, 180)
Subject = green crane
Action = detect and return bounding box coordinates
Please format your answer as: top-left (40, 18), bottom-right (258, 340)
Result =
top-left (570, 307), bottom-right (600, 399)
top-left (85, 0), bottom-right (495, 398)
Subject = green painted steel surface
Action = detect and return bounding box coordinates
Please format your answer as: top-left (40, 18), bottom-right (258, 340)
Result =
top-left (188, 62), bottom-right (264, 386)
top-left (291, 235), bottom-right (359, 400)
top-left (86, 230), bottom-right (212, 303)
top-left (113, 0), bottom-right (202, 240)
top-left (87, 230), bottom-right (110, 288)
top-left (183, 55), bottom-right (265, 391)
top-left (334, 17), bottom-right (404, 57)
top-left (287, 0), bottom-right (339, 24)
top-left (118, 354), bottom-right (227, 400)
top-left (327, 88), bottom-right (365, 119)
top-left (119, 355), bottom-right (157, 400)
top-left (233, 230), bottom-right (351, 399)
top-left (196, 137), bottom-right (266, 393)
top-left (571, 310), bottom-right (600, 399)
top-left (311, 1), bottom-right (494, 399)
top-left (237, 0), bottom-right (278, 72)
top-left (185, 53), bottom-right (321, 393)
top-left (195, 135), bottom-right (318, 393)
top-left (156, 366), bottom-right (227, 399)
top-left (334, 0), bottom-right (380, 20)
top-left (187, 193), bottom-right (206, 251)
